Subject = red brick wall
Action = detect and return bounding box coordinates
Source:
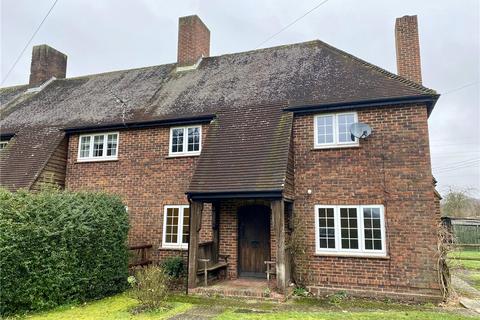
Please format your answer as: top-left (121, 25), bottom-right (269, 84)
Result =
top-left (66, 125), bottom-right (213, 263)
top-left (292, 104), bottom-right (441, 299)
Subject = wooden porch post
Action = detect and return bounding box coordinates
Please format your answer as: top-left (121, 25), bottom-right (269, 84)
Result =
top-left (188, 201), bottom-right (203, 289)
top-left (271, 199), bottom-right (287, 293)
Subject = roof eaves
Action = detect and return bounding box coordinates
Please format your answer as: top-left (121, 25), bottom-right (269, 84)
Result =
top-left (64, 114), bottom-right (216, 134)
top-left (186, 189), bottom-right (284, 201)
top-left (285, 94), bottom-right (440, 116)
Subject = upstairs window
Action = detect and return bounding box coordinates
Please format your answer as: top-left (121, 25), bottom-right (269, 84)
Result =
top-left (314, 112), bottom-right (358, 148)
top-left (315, 205), bottom-right (386, 257)
top-left (162, 205), bottom-right (190, 249)
top-left (0, 139), bottom-right (10, 150)
top-left (169, 126), bottom-right (201, 156)
top-left (77, 132), bottom-right (118, 161)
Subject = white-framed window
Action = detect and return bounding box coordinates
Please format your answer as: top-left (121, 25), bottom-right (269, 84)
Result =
top-left (315, 204), bottom-right (386, 257)
top-left (162, 205), bottom-right (190, 249)
top-left (77, 132), bottom-right (119, 161)
top-left (169, 125), bottom-right (201, 156)
top-left (0, 140), bottom-right (9, 150)
top-left (314, 112), bottom-right (359, 148)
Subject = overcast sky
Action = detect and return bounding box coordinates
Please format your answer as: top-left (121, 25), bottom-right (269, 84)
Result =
top-left (1, 0), bottom-right (479, 197)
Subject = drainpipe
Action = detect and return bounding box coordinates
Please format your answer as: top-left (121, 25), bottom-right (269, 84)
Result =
top-left (186, 196), bottom-right (192, 295)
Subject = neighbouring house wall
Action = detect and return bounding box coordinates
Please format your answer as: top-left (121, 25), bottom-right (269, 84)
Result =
top-left (65, 125), bottom-right (213, 263)
top-left (293, 104), bottom-right (442, 300)
top-left (31, 137), bottom-right (68, 191)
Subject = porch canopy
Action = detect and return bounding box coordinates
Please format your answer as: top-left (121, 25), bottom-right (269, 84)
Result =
top-left (186, 103), bottom-right (293, 292)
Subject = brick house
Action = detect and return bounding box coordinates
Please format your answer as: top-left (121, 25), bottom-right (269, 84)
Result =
top-left (0, 15), bottom-right (443, 300)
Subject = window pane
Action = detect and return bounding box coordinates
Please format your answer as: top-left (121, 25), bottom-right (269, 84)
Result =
top-left (107, 134), bottom-right (118, 156)
top-left (363, 207), bottom-right (383, 251)
top-left (340, 207), bottom-right (359, 249)
top-left (0, 141), bottom-right (8, 150)
top-left (93, 135), bottom-right (104, 157)
top-left (316, 116), bottom-right (334, 144)
top-left (187, 127), bottom-right (200, 152)
top-left (80, 136), bottom-right (91, 158)
top-left (171, 128), bottom-right (184, 153)
top-left (318, 207), bottom-right (335, 249)
top-left (182, 208), bottom-right (190, 244)
top-left (337, 113), bottom-right (356, 143)
top-left (165, 208), bottom-right (179, 244)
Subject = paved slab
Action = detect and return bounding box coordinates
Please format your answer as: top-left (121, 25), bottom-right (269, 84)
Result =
top-left (459, 298), bottom-right (480, 314)
top-left (167, 305), bottom-right (225, 320)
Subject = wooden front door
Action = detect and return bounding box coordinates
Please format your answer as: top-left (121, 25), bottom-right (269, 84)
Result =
top-left (238, 205), bottom-right (271, 278)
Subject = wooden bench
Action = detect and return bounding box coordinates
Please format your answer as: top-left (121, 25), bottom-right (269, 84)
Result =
top-left (265, 260), bottom-right (276, 281)
top-left (197, 254), bottom-right (229, 286)
top-left (197, 241), bottom-right (229, 286)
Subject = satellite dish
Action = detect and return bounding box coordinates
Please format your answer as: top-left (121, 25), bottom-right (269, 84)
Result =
top-left (350, 122), bottom-right (372, 139)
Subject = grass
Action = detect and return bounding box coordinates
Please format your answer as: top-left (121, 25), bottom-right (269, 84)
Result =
top-left (11, 293), bottom-right (477, 320)
top-left (216, 310), bottom-right (475, 320)
top-left (18, 294), bottom-right (192, 320)
top-left (448, 250), bottom-right (480, 261)
top-left (448, 250), bottom-right (480, 271)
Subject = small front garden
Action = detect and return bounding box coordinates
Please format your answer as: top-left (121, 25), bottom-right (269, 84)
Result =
top-left (13, 292), bottom-right (478, 320)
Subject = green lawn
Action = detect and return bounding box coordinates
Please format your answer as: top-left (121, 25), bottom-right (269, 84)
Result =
top-left (216, 310), bottom-right (473, 320)
top-left (20, 294), bottom-right (192, 320)
top-left (448, 250), bottom-right (480, 271)
top-left (448, 250), bottom-right (480, 261)
top-left (12, 292), bottom-right (476, 320)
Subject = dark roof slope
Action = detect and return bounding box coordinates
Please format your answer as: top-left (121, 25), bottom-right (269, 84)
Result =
top-left (0, 127), bottom-right (65, 191)
top-left (188, 103), bottom-right (292, 196)
top-left (1, 40), bottom-right (436, 132)
top-left (0, 40), bottom-right (438, 192)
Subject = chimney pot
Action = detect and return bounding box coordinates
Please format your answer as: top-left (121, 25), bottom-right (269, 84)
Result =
top-left (177, 15), bottom-right (210, 67)
top-left (395, 15), bottom-right (422, 84)
top-left (29, 44), bottom-right (67, 86)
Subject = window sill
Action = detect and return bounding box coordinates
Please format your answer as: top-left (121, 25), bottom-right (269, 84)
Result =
top-left (312, 144), bottom-right (359, 151)
top-left (166, 153), bottom-right (200, 159)
top-left (76, 158), bottom-right (118, 163)
top-left (314, 252), bottom-right (389, 259)
top-left (159, 246), bottom-right (188, 251)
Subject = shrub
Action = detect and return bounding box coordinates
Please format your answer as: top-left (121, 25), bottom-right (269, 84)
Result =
top-left (161, 256), bottom-right (186, 278)
top-left (128, 265), bottom-right (170, 310)
top-left (0, 187), bottom-right (129, 316)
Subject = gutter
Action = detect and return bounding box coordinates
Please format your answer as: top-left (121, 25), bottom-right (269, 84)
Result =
top-left (64, 114), bottom-right (216, 134)
top-left (284, 94), bottom-right (440, 117)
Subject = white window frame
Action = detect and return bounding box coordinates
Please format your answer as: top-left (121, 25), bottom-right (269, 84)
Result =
top-left (77, 132), bottom-right (119, 162)
top-left (314, 204), bottom-right (386, 257)
top-left (168, 125), bottom-right (202, 157)
top-left (162, 205), bottom-right (189, 249)
top-left (314, 112), bottom-right (359, 149)
top-left (0, 140), bottom-right (8, 150)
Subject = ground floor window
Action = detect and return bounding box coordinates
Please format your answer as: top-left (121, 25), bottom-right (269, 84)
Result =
top-left (162, 205), bottom-right (190, 249)
top-left (315, 204), bottom-right (386, 257)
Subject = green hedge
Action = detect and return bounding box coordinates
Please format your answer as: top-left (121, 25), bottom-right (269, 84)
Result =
top-left (0, 188), bottom-right (129, 315)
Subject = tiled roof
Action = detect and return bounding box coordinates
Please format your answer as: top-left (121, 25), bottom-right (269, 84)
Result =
top-left (0, 40), bottom-right (438, 192)
top-left (188, 103), bottom-right (292, 195)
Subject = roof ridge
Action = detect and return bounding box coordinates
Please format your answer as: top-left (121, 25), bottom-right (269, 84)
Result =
top-left (314, 39), bottom-right (437, 95)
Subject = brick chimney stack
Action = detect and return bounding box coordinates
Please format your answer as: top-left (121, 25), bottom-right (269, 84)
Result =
top-left (29, 44), bottom-right (67, 86)
top-left (395, 15), bottom-right (422, 84)
top-left (177, 15), bottom-right (210, 67)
